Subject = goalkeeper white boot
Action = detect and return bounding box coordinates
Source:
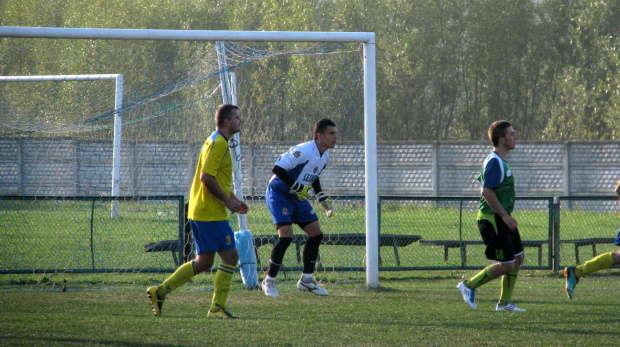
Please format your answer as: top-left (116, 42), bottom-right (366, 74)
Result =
top-left (261, 278), bottom-right (279, 297)
top-left (297, 275), bottom-right (329, 296)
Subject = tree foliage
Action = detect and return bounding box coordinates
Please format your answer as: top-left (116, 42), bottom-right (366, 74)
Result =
top-left (0, 0), bottom-right (618, 140)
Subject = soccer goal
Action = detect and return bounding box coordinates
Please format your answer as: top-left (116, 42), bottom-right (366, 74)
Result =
top-left (0, 74), bottom-right (125, 219)
top-left (0, 26), bottom-right (379, 290)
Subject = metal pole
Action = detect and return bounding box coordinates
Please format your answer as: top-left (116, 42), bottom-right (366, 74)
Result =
top-left (363, 35), bottom-right (379, 288)
top-left (110, 74), bottom-right (123, 219)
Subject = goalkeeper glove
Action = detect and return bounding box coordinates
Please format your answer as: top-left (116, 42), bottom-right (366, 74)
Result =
top-left (316, 192), bottom-right (333, 218)
top-left (291, 181), bottom-right (312, 201)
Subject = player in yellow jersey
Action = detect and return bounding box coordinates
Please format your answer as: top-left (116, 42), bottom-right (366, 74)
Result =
top-left (563, 180), bottom-right (620, 299)
top-left (147, 104), bottom-right (249, 318)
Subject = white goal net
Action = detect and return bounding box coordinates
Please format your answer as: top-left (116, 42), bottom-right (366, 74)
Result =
top-left (0, 27), bottom-right (380, 291)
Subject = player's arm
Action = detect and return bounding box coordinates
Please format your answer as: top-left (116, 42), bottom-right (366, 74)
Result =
top-left (312, 178), bottom-right (333, 217)
top-left (229, 191), bottom-right (249, 214)
top-left (272, 165), bottom-right (312, 199)
top-left (311, 178), bottom-right (323, 196)
top-left (481, 187), bottom-right (517, 230)
top-left (201, 172), bottom-right (245, 213)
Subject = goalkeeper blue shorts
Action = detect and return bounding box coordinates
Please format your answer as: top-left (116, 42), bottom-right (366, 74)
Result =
top-left (189, 220), bottom-right (235, 254)
top-left (265, 184), bottom-right (318, 226)
top-left (615, 226), bottom-right (620, 246)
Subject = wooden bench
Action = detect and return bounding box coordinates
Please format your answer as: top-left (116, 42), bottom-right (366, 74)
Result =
top-left (146, 233), bottom-right (422, 267)
top-left (144, 240), bottom-right (184, 266)
top-left (253, 233), bottom-right (422, 266)
top-left (144, 202), bottom-right (195, 266)
top-left (559, 238), bottom-right (617, 264)
top-left (419, 239), bottom-right (548, 267)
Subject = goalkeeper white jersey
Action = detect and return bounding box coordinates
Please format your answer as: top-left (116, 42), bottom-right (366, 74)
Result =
top-left (269, 140), bottom-right (329, 191)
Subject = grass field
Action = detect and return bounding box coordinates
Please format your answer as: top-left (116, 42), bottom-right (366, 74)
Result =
top-left (2, 198), bottom-right (618, 345)
top-left (1, 271), bottom-right (618, 346)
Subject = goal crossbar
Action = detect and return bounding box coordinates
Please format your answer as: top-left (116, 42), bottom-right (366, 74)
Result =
top-left (0, 26), bottom-right (373, 43)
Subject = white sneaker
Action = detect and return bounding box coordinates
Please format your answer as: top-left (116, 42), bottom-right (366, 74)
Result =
top-left (297, 276), bottom-right (329, 296)
top-left (457, 281), bottom-right (477, 310)
top-left (496, 303), bottom-right (526, 312)
top-left (261, 278), bottom-right (279, 297)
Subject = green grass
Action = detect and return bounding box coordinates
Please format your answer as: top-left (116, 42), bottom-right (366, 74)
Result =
top-left (2, 198), bottom-right (618, 344)
top-left (1, 271), bottom-right (619, 346)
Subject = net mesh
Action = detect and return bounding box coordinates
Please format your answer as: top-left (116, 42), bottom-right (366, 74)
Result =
top-left (0, 37), bottom-right (366, 291)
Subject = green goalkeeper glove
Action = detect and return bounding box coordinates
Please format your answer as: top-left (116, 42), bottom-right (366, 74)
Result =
top-left (291, 182), bottom-right (312, 201)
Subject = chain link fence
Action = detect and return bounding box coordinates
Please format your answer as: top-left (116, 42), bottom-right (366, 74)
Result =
top-left (1, 195), bottom-right (617, 291)
top-left (555, 196), bottom-right (619, 269)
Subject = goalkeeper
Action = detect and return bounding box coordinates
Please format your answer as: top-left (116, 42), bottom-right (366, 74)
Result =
top-left (563, 180), bottom-right (620, 299)
top-left (261, 118), bottom-right (337, 297)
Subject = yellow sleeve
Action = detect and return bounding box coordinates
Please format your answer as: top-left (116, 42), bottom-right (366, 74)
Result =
top-left (202, 135), bottom-right (229, 177)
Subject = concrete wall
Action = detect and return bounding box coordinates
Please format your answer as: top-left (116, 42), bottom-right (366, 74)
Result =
top-left (1, 139), bottom-right (618, 197)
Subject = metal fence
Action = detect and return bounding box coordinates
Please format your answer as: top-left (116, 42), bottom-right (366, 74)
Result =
top-left (555, 196), bottom-right (619, 270)
top-left (1, 195), bottom-right (617, 274)
top-left (372, 196), bottom-right (618, 271)
top-left (374, 196), bottom-right (554, 270)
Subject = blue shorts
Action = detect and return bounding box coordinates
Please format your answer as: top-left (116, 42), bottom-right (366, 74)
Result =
top-left (265, 184), bottom-right (319, 226)
top-left (615, 226), bottom-right (620, 246)
top-left (189, 220), bottom-right (236, 254)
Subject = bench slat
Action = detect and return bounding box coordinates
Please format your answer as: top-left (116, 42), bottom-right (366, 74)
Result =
top-left (146, 233), bottom-right (422, 267)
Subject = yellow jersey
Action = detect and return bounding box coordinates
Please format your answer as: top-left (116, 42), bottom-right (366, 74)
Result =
top-left (188, 131), bottom-right (232, 221)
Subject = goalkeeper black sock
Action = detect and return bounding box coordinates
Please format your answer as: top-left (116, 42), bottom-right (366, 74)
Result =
top-left (303, 233), bottom-right (323, 274)
top-left (267, 237), bottom-right (292, 278)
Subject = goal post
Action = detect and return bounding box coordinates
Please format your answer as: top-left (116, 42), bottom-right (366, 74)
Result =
top-left (216, 41), bottom-right (257, 287)
top-left (0, 26), bottom-right (379, 288)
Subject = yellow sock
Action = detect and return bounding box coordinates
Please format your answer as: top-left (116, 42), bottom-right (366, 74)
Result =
top-left (575, 252), bottom-right (614, 278)
top-left (498, 268), bottom-right (519, 306)
top-left (210, 263), bottom-right (235, 311)
top-left (466, 266), bottom-right (495, 289)
top-left (158, 260), bottom-right (196, 297)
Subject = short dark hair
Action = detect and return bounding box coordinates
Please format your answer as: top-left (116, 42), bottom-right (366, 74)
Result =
top-left (488, 120), bottom-right (512, 147)
top-left (313, 118), bottom-right (337, 140)
top-left (215, 104), bottom-right (239, 128)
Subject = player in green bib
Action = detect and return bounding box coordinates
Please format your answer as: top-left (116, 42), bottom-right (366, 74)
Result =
top-left (457, 120), bottom-right (526, 312)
